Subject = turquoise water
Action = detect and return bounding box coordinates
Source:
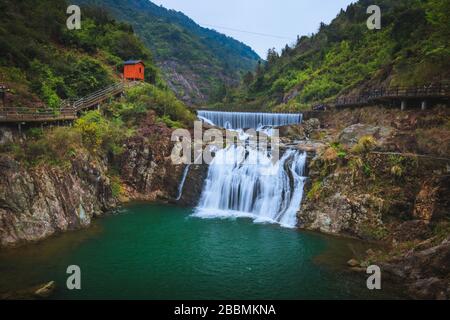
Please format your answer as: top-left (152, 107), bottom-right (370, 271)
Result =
top-left (0, 203), bottom-right (402, 299)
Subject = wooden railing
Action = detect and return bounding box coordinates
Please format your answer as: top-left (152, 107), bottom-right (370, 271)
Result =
top-left (67, 82), bottom-right (125, 111)
top-left (335, 83), bottom-right (450, 107)
top-left (0, 107), bottom-right (77, 122)
top-left (0, 82), bottom-right (133, 123)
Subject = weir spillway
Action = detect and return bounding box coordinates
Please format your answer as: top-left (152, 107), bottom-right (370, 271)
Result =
top-left (197, 110), bottom-right (302, 130)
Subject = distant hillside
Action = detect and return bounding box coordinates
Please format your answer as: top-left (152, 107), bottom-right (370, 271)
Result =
top-left (0, 0), bottom-right (157, 108)
top-left (225, 0), bottom-right (449, 111)
top-left (76, 0), bottom-right (261, 105)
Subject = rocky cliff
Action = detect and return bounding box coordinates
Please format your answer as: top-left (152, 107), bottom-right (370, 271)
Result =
top-left (0, 119), bottom-right (194, 247)
top-left (292, 105), bottom-right (450, 299)
top-left (0, 153), bottom-right (116, 247)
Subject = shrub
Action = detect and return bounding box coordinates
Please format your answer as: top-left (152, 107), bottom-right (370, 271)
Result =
top-left (74, 111), bottom-right (107, 152)
top-left (125, 83), bottom-right (195, 126)
top-left (158, 115), bottom-right (184, 129)
top-left (330, 142), bottom-right (347, 158)
top-left (322, 147), bottom-right (339, 162)
top-left (351, 136), bottom-right (377, 154)
top-left (390, 164), bottom-right (404, 177)
top-left (74, 110), bottom-right (127, 155)
top-left (110, 175), bottom-right (124, 198)
top-left (20, 126), bottom-right (82, 166)
top-left (26, 127), bottom-right (44, 140)
top-left (307, 181), bottom-right (323, 201)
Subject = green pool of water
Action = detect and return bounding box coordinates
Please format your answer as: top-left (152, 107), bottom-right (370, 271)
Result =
top-left (0, 203), bottom-right (403, 299)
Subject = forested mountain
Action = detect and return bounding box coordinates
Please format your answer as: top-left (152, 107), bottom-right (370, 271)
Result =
top-left (0, 0), bottom-right (152, 106)
top-left (225, 0), bottom-right (450, 111)
top-left (75, 0), bottom-right (261, 105)
top-left (0, 0), bottom-right (193, 125)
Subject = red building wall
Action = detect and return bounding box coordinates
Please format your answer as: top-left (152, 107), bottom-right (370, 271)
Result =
top-left (124, 63), bottom-right (145, 81)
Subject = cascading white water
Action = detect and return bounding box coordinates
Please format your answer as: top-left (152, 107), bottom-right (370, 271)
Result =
top-left (176, 164), bottom-right (191, 201)
top-left (197, 110), bottom-right (302, 130)
top-left (193, 145), bottom-right (307, 228)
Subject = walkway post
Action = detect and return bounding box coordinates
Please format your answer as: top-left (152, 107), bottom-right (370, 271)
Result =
top-left (421, 101), bottom-right (427, 111)
top-left (401, 100), bottom-right (407, 111)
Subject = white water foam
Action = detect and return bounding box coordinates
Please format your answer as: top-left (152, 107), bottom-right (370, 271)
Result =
top-left (193, 146), bottom-right (307, 228)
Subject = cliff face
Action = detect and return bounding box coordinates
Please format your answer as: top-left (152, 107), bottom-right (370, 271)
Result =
top-left (176, 164), bottom-right (209, 207)
top-left (296, 106), bottom-right (450, 239)
top-left (0, 154), bottom-right (116, 247)
top-left (119, 132), bottom-right (180, 202)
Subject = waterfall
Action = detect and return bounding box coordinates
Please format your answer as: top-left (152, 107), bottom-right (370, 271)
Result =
top-left (176, 164), bottom-right (191, 201)
top-left (197, 111), bottom-right (302, 130)
top-left (193, 146), bottom-right (307, 228)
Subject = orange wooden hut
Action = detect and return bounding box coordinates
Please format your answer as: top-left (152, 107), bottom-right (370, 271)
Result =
top-left (123, 60), bottom-right (145, 81)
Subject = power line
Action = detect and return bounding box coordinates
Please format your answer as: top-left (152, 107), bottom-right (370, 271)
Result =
top-left (200, 23), bottom-right (296, 41)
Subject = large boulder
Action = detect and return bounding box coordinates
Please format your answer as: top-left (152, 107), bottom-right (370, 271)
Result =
top-left (298, 188), bottom-right (385, 240)
top-left (338, 124), bottom-right (395, 146)
top-left (278, 118), bottom-right (321, 141)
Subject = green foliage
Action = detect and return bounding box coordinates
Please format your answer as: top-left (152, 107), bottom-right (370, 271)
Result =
top-left (362, 163), bottom-right (372, 177)
top-left (359, 222), bottom-right (389, 241)
top-left (388, 155), bottom-right (406, 178)
top-left (307, 181), bottom-right (323, 201)
top-left (74, 110), bottom-right (127, 155)
top-left (110, 175), bottom-right (124, 198)
top-left (387, 154), bottom-right (418, 179)
top-left (157, 115), bottom-right (184, 129)
top-left (348, 156), bottom-right (372, 179)
top-left (432, 221), bottom-right (450, 243)
top-left (74, 111), bottom-right (108, 152)
top-left (123, 83), bottom-right (195, 126)
top-left (29, 61), bottom-right (64, 108)
top-left (330, 142), bottom-right (347, 158)
top-left (26, 128), bottom-right (44, 140)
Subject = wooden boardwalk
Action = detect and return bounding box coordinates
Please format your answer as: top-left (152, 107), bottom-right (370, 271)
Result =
top-left (334, 83), bottom-right (449, 108)
top-left (0, 82), bottom-right (131, 123)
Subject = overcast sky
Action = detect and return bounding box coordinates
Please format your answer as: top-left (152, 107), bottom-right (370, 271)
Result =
top-left (151, 0), bottom-right (355, 58)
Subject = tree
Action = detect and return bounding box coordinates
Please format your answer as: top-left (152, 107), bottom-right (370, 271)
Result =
top-left (266, 48), bottom-right (279, 66)
top-left (253, 61), bottom-right (264, 91)
top-left (281, 45), bottom-right (291, 57)
top-left (242, 71), bottom-right (254, 87)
